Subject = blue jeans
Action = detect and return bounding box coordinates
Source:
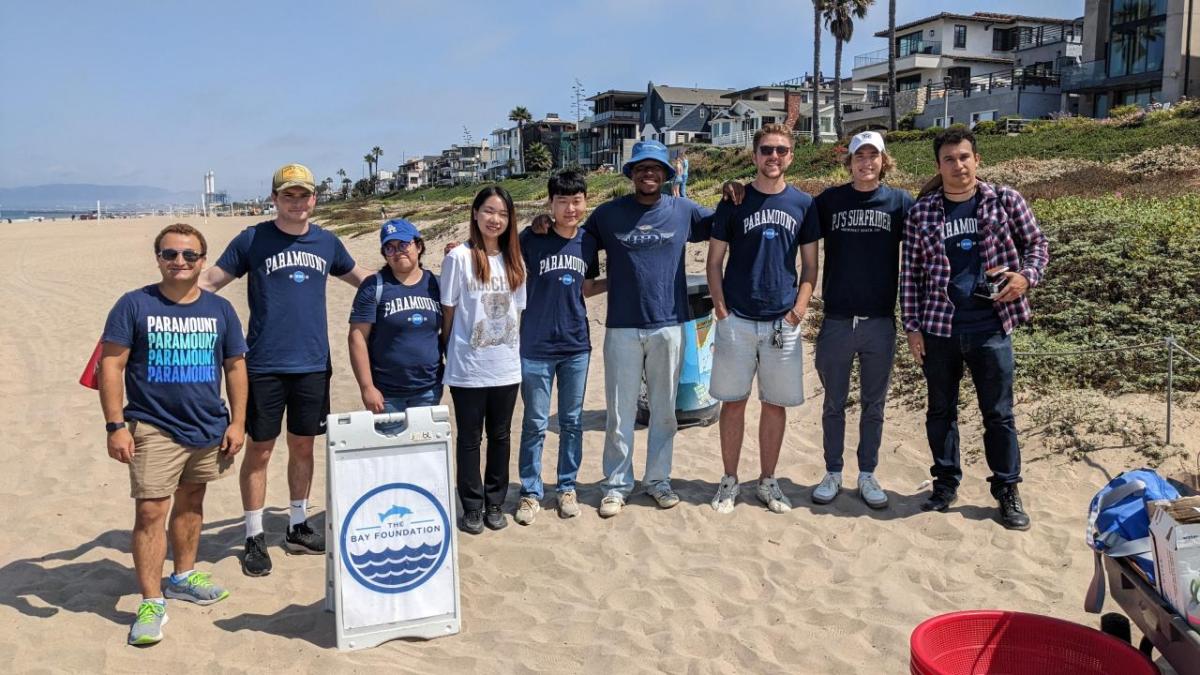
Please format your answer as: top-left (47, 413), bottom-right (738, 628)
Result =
top-left (517, 353), bottom-right (590, 499)
top-left (375, 386), bottom-right (444, 434)
top-left (602, 326), bottom-right (683, 498)
top-left (921, 331), bottom-right (1021, 495)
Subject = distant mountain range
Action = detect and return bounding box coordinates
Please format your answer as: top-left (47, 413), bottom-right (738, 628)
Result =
top-left (0, 184), bottom-right (206, 209)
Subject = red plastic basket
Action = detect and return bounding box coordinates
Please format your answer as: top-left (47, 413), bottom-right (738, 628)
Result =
top-left (910, 610), bottom-right (1158, 675)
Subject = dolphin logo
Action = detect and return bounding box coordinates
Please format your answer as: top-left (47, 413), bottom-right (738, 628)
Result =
top-left (378, 505), bottom-right (413, 523)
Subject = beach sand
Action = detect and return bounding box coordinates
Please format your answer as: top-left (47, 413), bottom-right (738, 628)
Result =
top-left (1, 215), bottom-right (1195, 673)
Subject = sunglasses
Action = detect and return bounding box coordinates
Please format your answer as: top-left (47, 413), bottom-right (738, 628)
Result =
top-left (383, 240), bottom-right (414, 255)
top-left (158, 248), bottom-right (204, 263)
top-left (758, 145), bottom-right (792, 157)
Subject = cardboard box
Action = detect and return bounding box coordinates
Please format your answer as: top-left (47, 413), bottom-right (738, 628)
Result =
top-left (1149, 496), bottom-right (1200, 627)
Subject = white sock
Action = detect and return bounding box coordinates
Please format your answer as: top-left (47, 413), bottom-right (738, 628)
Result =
top-left (170, 570), bottom-right (194, 584)
top-left (289, 499), bottom-right (307, 527)
top-left (142, 597), bottom-right (165, 605)
top-left (245, 509), bottom-right (264, 538)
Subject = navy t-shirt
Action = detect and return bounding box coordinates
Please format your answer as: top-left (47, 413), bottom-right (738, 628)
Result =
top-left (215, 220), bottom-right (355, 374)
top-left (943, 195), bottom-right (1001, 334)
top-left (816, 183), bottom-right (916, 318)
top-left (349, 268), bottom-right (443, 397)
top-left (102, 285), bottom-right (247, 448)
top-left (712, 185), bottom-right (820, 321)
top-left (519, 226), bottom-right (599, 359)
top-left (584, 195), bottom-right (713, 329)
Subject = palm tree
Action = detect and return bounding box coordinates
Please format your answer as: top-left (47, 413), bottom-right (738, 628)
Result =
top-left (508, 106), bottom-right (532, 174)
top-left (824, 0), bottom-right (874, 140)
top-left (336, 169), bottom-right (348, 199)
top-left (372, 146), bottom-right (384, 177)
top-left (812, 0), bottom-right (824, 145)
top-left (887, 0), bottom-right (898, 130)
top-left (363, 153), bottom-right (375, 181)
top-left (524, 142), bottom-right (553, 173)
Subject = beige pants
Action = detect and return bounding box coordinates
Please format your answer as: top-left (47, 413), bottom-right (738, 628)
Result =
top-left (128, 421), bottom-right (232, 499)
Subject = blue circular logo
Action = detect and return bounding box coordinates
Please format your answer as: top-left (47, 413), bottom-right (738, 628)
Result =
top-left (290, 271), bottom-right (309, 283)
top-left (762, 228), bottom-right (778, 240)
top-left (960, 239), bottom-right (973, 251)
top-left (560, 275), bottom-right (575, 286)
top-left (410, 313), bottom-right (426, 326)
top-left (339, 482), bottom-right (450, 594)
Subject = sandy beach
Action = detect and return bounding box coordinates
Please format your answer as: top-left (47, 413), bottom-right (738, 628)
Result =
top-left (1, 214), bottom-right (1195, 673)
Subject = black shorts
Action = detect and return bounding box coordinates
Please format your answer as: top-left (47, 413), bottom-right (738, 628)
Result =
top-left (247, 371), bottom-right (331, 441)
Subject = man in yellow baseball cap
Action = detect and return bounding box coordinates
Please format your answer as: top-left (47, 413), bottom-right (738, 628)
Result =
top-left (271, 163), bottom-right (316, 194)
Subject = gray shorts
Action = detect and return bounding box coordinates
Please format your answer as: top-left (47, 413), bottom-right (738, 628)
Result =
top-left (708, 314), bottom-right (805, 406)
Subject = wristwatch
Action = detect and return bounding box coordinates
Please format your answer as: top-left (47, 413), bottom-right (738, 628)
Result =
top-left (105, 421), bottom-right (126, 433)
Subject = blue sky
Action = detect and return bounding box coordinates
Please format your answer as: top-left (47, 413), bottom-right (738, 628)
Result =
top-left (0, 0), bottom-right (1080, 197)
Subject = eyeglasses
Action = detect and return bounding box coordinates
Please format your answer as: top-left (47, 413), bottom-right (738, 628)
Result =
top-left (758, 145), bottom-right (791, 157)
top-left (158, 248), bottom-right (204, 263)
top-left (383, 241), bottom-right (414, 255)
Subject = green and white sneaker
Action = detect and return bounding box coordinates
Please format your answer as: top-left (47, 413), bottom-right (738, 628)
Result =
top-left (164, 571), bottom-right (230, 606)
top-left (128, 600), bottom-right (168, 646)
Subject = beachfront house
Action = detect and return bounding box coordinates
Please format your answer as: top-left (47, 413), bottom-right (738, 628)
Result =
top-left (433, 142), bottom-right (490, 187)
top-left (1062, 0), bottom-right (1200, 117)
top-left (559, 116), bottom-right (596, 170)
top-left (639, 82), bottom-right (734, 147)
top-left (587, 89), bottom-right (644, 170)
top-left (845, 11), bottom-right (1083, 131)
top-left (487, 126), bottom-right (521, 180)
top-left (523, 113), bottom-right (576, 169)
top-left (711, 80), bottom-right (864, 146)
top-left (398, 157), bottom-right (431, 191)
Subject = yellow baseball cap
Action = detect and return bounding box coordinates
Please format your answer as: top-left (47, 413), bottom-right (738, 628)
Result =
top-left (272, 163), bottom-right (316, 193)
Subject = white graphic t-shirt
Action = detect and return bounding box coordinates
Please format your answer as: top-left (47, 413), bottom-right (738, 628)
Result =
top-left (440, 243), bottom-right (526, 387)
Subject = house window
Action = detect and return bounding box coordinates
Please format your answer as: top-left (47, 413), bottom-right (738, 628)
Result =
top-left (970, 110), bottom-right (997, 126)
top-left (1107, 0), bottom-right (1167, 78)
top-left (797, 118), bottom-right (812, 132)
top-left (670, 105), bottom-right (683, 116)
top-left (992, 27), bottom-right (1017, 51)
top-left (820, 116), bottom-right (832, 133)
top-left (935, 116), bottom-right (954, 127)
top-left (954, 25), bottom-right (967, 49)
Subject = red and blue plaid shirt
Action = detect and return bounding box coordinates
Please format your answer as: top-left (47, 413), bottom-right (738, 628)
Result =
top-left (900, 181), bottom-right (1049, 337)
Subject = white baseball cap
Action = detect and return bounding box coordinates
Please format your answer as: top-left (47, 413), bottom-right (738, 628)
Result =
top-left (848, 131), bottom-right (886, 155)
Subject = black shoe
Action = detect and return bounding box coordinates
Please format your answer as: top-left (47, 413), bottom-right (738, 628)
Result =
top-left (284, 521), bottom-right (325, 554)
top-left (484, 504), bottom-right (507, 531)
top-left (460, 509), bottom-right (484, 535)
top-left (243, 533), bottom-right (273, 577)
top-left (996, 484), bottom-right (1031, 531)
top-left (920, 485), bottom-right (958, 512)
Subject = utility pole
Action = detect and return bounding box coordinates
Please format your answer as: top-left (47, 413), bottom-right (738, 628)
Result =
top-left (572, 78), bottom-right (588, 169)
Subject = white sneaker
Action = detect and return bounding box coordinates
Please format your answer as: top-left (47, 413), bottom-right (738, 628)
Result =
top-left (598, 493), bottom-right (625, 518)
top-left (710, 475), bottom-right (739, 514)
top-left (858, 472), bottom-right (888, 509)
top-left (756, 477), bottom-right (792, 513)
top-left (514, 496), bottom-right (540, 525)
top-left (812, 471), bottom-right (842, 505)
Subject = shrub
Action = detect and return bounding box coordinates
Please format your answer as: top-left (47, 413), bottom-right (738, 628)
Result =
top-left (885, 130), bottom-right (923, 143)
top-left (920, 126), bottom-right (944, 140)
top-left (898, 110), bottom-right (918, 131)
top-left (972, 120), bottom-right (998, 135)
top-left (1109, 103), bottom-right (1140, 118)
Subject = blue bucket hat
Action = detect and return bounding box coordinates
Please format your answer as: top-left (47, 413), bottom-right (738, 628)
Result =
top-left (380, 218), bottom-right (420, 245)
top-left (623, 140), bottom-right (676, 181)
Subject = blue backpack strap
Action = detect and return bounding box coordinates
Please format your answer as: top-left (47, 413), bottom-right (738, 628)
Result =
top-left (374, 272), bottom-right (383, 304)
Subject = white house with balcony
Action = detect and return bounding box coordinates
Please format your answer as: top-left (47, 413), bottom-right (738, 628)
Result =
top-left (486, 126), bottom-right (521, 179)
top-left (710, 82), bottom-right (860, 146)
top-left (846, 12), bottom-right (1082, 131)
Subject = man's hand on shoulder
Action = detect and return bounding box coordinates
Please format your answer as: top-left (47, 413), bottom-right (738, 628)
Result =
top-left (721, 181), bottom-right (746, 206)
top-left (530, 214), bottom-right (553, 235)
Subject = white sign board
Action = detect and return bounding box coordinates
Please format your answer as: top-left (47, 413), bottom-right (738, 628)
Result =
top-left (325, 406), bottom-right (461, 650)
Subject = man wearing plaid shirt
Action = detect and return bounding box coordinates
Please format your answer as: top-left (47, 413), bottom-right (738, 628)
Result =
top-left (900, 127), bottom-right (1049, 531)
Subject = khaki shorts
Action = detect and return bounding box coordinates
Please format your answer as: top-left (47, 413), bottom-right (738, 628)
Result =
top-left (128, 421), bottom-right (232, 499)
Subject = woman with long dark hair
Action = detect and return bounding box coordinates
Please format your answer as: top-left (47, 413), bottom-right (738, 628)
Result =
top-left (440, 186), bottom-right (526, 534)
